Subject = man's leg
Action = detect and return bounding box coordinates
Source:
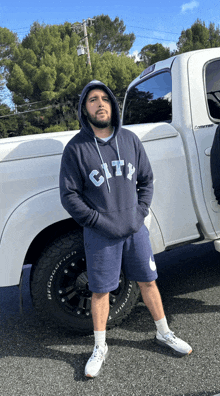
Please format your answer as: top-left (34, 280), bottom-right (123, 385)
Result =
top-left (137, 280), bottom-right (165, 321)
top-left (84, 227), bottom-right (124, 377)
top-left (85, 292), bottom-right (109, 378)
top-left (137, 280), bottom-right (192, 356)
top-left (91, 292), bottom-right (110, 331)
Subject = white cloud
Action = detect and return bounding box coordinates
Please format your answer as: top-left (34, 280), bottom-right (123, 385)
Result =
top-left (168, 42), bottom-right (177, 52)
top-left (128, 50), bottom-right (141, 62)
top-left (181, 1), bottom-right (199, 13)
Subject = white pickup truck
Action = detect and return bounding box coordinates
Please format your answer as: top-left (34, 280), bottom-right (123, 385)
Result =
top-left (1, 48), bottom-right (220, 333)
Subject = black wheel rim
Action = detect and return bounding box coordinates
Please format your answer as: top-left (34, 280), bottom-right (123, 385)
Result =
top-left (52, 250), bottom-right (126, 319)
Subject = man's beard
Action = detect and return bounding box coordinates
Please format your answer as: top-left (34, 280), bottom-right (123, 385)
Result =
top-left (86, 112), bottom-right (111, 129)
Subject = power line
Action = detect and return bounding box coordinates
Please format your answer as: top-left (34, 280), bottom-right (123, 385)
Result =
top-left (8, 22), bottom-right (180, 35)
top-left (127, 25), bottom-right (179, 35)
top-left (135, 34), bottom-right (177, 42)
top-left (0, 97), bottom-right (79, 118)
top-left (5, 22), bottom-right (181, 41)
top-left (0, 100), bottom-right (49, 114)
top-left (15, 100), bottom-right (47, 108)
top-left (14, 27), bottom-right (30, 31)
top-left (0, 104), bottom-right (56, 119)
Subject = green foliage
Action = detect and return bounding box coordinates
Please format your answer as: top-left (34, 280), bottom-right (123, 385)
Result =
top-left (7, 63), bottom-right (33, 97)
top-left (0, 27), bottom-right (18, 62)
top-left (44, 124), bottom-right (68, 132)
top-left (91, 51), bottom-right (144, 99)
top-left (208, 22), bottom-right (220, 48)
top-left (177, 19), bottom-right (220, 53)
top-left (0, 104), bottom-right (19, 138)
top-left (68, 120), bottom-right (80, 130)
top-left (0, 74), bottom-right (4, 102)
top-left (22, 121), bottom-right (43, 135)
top-left (139, 43), bottom-right (171, 67)
top-left (0, 27), bottom-right (19, 106)
top-left (92, 15), bottom-right (135, 54)
top-left (0, 18), bottom-right (143, 137)
top-left (138, 20), bottom-right (220, 69)
top-left (6, 22), bottom-right (82, 104)
top-left (2, 17), bottom-right (220, 138)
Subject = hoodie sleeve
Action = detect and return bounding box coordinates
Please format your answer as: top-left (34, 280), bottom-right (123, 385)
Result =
top-left (136, 138), bottom-right (154, 215)
top-left (211, 125), bottom-right (220, 204)
top-left (59, 143), bottom-right (99, 227)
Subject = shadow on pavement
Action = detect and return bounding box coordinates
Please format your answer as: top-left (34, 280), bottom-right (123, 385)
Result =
top-left (0, 241), bottom-right (220, 388)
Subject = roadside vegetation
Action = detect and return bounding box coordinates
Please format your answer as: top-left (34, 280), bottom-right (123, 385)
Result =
top-left (1, 17), bottom-right (220, 137)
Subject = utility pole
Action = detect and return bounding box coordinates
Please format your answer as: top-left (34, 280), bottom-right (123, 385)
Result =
top-left (73, 18), bottom-right (95, 70)
top-left (82, 19), bottom-right (91, 69)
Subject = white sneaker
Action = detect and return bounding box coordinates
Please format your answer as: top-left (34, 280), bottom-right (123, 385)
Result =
top-left (85, 344), bottom-right (108, 378)
top-left (155, 330), bottom-right (192, 356)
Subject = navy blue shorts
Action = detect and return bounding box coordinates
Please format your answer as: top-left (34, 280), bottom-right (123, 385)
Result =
top-left (83, 224), bottom-right (158, 293)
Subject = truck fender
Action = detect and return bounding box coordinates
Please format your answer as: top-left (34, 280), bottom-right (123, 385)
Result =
top-left (0, 189), bottom-right (164, 287)
top-left (144, 208), bottom-right (164, 255)
top-left (0, 188), bottom-right (69, 287)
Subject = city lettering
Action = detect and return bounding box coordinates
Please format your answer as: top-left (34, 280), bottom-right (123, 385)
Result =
top-left (89, 160), bottom-right (135, 187)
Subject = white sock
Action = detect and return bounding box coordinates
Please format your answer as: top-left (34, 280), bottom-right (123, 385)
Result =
top-left (155, 316), bottom-right (170, 336)
top-left (94, 330), bottom-right (106, 349)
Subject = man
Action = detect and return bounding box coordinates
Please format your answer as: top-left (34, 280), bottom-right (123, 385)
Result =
top-left (59, 80), bottom-right (192, 378)
top-left (211, 124), bottom-right (220, 204)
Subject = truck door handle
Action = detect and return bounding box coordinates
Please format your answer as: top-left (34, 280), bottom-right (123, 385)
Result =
top-left (205, 147), bottom-right (211, 156)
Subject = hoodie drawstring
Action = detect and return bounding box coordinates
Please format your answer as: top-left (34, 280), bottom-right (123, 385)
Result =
top-left (94, 137), bottom-right (111, 193)
top-left (115, 135), bottom-right (121, 161)
top-left (94, 135), bottom-right (121, 193)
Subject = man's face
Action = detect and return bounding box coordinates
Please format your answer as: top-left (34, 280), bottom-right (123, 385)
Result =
top-left (84, 89), bottom-right (112, 129)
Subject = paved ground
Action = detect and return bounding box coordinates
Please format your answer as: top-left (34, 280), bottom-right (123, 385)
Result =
top-left (0, 241), bottom-right (220, 396)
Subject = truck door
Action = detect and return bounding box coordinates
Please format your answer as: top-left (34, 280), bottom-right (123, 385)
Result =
top-left (188, 50), bottom-right (220, 238)
top-left (122, 68), bottom-right (201, 249)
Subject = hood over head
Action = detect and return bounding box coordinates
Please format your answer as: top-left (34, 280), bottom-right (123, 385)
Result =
top-left (78, 80), bottom-right (121, 138)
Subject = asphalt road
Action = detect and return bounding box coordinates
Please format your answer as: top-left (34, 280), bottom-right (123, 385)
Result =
top-left (0, 241), bottom-right (220, 396)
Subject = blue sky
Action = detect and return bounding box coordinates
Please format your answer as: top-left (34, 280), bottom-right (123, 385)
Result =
top-left (0, 0), bottom-right (219, 58)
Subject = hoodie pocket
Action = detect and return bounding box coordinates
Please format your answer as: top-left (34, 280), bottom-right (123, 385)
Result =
top-left (93, 204), bottom-right (146, 239)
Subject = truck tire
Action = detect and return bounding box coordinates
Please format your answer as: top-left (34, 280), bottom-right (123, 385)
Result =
top-left (30, 230), bottom-right (140, 333)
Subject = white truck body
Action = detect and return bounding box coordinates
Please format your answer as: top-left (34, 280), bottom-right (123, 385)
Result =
top-left (1, 47), bottom-right (220, 292)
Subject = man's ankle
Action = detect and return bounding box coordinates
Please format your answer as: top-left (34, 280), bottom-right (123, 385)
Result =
top-left (154, 316), bottom-right (170, 336)
top-left (94, 330), bottom-right (106, 349)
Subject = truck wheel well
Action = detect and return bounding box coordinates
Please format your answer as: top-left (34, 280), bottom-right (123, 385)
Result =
top-left (24, 218), bottom-right (81, 267)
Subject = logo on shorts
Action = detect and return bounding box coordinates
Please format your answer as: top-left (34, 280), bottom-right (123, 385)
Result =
top-left (149, 256), bottom-right (156, 271)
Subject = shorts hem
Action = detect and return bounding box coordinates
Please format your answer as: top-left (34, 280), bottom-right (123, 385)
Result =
top-left (127, 274), bottom-right (158, 283)
top-left (88, 284), bottom-right (119, 294)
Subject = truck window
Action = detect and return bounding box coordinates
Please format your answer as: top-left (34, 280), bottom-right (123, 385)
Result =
top-left (206, 59), bottom-right (220, 121)
top-left (123, 72), bottom-right (172, 125)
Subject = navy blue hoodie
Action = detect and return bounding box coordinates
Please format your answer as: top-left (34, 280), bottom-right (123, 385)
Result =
top-left (211, 124), bottom-right (220, 204)
top-left (59, 80), bottom-right (154, 239)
